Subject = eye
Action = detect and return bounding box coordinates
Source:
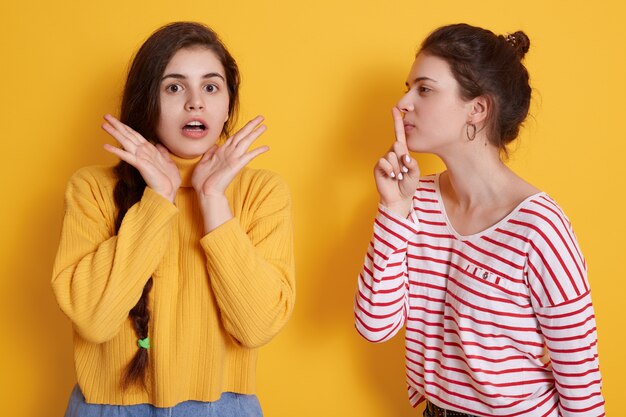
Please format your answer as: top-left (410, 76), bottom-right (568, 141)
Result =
top-left (418, 86), bottom-right (432, 94)
top-left (165, 83), bottom-right (183, 93)
top-left (204, 84), bottom-right (218, 93)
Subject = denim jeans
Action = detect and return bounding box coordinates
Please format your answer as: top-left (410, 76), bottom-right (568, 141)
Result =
top-left (64, 384), bottom-right (263, 417)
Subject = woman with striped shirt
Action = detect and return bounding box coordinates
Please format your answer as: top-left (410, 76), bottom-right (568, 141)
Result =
top-left (355, 24), bottom-right (605, 416)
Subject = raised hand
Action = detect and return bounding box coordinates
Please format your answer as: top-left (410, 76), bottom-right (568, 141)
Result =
top-left (102, 114), bottom-right (181, 203)
top-left (374, 107), bottom-right (421, 217)
top-left (191, 115), bottom-right (269, 232)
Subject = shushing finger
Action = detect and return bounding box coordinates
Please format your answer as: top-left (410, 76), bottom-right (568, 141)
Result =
top-left (392, 107), bottom-right (407, 145)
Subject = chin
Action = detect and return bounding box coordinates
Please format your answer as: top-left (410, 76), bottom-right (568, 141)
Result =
top-left (407, 135), bottom-right (439, 153)
top-left (407, 140), bottom-right (425, 153)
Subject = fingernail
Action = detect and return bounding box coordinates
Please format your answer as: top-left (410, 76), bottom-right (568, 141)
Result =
top-left (405, 155), bottom-right (410, 163)
top-left (398, 173), bottom-right (404, 180)
top-left (390, 172), bottom-right (395, 178)
top-left (402, 166), bottom-right (408, 173)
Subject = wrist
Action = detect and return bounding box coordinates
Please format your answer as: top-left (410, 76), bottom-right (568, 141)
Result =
top-left (196, 193), bottom-right (233, 233)
top-left (380, 199), bottom-right (413, 219)
top-left (151, 187), bottom-right (177, 204)
top-left (196, 189), bottom-right (227, 203)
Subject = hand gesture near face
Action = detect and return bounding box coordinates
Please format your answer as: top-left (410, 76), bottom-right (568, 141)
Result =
top-left (102, 114), bottom-right (181, 203)
top-left (191, 115), bottom-right (269, 196)
top-left (191, 115), bottom-right (269, 232)
top-left (374, 107), bottom-right (421, 217)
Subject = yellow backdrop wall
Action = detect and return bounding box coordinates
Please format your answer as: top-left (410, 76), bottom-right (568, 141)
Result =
top-left (1, 0), bottom-right (624, 415)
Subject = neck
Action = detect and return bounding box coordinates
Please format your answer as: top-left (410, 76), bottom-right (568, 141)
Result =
top-left (438, 139), bottom-right (512, 210)
top-left (169, 154), bottom-right (202, 187)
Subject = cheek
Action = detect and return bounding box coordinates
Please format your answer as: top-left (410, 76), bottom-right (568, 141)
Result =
top-left (211, 98), bottom-right (230, 128)
top-left (155, 114), bottom-right (169, 138)
top-left (158, 98), bottom-right (181, 126)
top-left (159, 96), bottom-right (176, 118)
top-left (434, 101), bottom-right (466, 124)
top-left (155, 108), bottom-right (178, 142)
top-left (220, 97), bottom-right (230, 120)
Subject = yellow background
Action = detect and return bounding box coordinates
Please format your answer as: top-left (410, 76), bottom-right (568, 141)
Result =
top-left (1, 0), bottom-right (624, 415)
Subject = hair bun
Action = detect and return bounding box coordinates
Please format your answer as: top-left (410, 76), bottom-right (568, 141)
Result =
top-left (505, 31), bottom-right (530, 58)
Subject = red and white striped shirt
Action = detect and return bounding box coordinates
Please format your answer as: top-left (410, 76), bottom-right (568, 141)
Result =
top-left (355, 174), bottom-right (605, 417)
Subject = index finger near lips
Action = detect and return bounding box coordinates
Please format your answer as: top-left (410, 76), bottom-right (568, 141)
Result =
top-left (392, 141), bottom-right (409, 162)
top-left (392, 107), bottom-right (407, 146)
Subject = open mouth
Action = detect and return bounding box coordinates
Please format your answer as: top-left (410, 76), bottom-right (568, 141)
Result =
top-left (183, 121), bottom-right (207, 132)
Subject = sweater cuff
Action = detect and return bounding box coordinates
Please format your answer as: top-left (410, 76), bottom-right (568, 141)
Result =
top-left (199, 217), bottom-right (248, 262)
top-left (142, 187), bottom-right (179, 216)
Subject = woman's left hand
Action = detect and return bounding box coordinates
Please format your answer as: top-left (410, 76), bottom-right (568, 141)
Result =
top-left (192, 115), bottom-right (269, 196)
top-left (191, 115), bottom-right (269, 232)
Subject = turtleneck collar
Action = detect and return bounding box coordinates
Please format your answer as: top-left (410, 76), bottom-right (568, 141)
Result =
top-left (170, 153), bottom-right (203, 188)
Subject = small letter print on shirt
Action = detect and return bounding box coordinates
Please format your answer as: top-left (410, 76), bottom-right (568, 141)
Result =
top-left (465, 264), bottom-right (502, 286)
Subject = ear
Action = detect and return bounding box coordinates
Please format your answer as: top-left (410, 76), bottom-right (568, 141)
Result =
top-left (467, 95), bottom-right (489, 125)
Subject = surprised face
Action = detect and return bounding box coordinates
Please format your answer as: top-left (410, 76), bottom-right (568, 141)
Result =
top-left (156, 46), bottom-right (230, 159)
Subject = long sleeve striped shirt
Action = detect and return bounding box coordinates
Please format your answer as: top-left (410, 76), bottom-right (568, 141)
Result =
top-left (355, 174), bottom-right (605, 416)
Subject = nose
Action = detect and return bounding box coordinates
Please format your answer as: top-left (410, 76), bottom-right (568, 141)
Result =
top-left (396, 92), bottom-right (414, 113)
top-left (185, 91), bottom-right (204, 111)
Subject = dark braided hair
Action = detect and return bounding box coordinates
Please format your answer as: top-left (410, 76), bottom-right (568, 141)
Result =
top-left (114, 21), bottom-right (240, 390)
top-left (419, 23), bottom-right (531, 156)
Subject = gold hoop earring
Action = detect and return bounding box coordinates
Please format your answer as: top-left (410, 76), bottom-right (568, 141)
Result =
top-left (466, 123), bottom-right (477, 141)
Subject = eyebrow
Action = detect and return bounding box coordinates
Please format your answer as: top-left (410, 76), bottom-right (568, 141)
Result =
top-left (405, 76), bottom-right (437, 87)
top-left (161, 72), bottom-right (225, 82)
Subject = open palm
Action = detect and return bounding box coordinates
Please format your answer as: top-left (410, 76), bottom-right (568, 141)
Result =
top-left (102, 114), bottom-right (181, 203)
top-left (192, 116), bottom-right (269, 197)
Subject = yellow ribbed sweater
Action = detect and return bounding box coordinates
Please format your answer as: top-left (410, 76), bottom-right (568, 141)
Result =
top-left (51, 155), bottom-right (295, 407)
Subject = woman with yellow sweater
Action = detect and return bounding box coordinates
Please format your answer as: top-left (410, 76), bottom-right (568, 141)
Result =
top-left (52, 22), bottom-right (295, 416)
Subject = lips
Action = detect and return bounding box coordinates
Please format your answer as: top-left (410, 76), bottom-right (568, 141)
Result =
top-left (182, 118), bottom-right (209, 139)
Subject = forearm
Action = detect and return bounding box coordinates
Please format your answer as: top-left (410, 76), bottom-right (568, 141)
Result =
top-left (52, 187), bottom-right (177, 343)
top-left (354, 204), bottom-right (417, 342)
top-left (201, 216), bottom-right (295, 348)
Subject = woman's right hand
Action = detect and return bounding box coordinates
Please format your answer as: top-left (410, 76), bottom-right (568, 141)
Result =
top-left (102, 114), bottom-right (181, 203)
top-left (374, 107), bottom-right (421, 217)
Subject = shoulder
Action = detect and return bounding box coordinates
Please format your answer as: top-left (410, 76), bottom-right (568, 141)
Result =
top-left (67, 165), bottom-right (118, 192)
top-left (514, 193), bottom-right (576, 238)
top-left (511, 194), bottom-right (585, 269)
top-left (518, 194), bottom-right (589, 305)
top-left (64, 165), bottom-right (118, 211)
top-left (236, 167), bottom-right (290, 196)
top-left (232, 168), bottom-right (291, 215)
